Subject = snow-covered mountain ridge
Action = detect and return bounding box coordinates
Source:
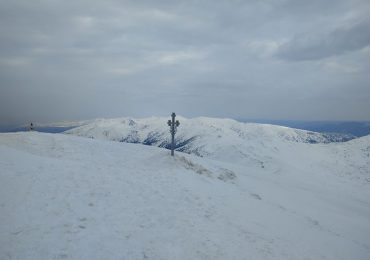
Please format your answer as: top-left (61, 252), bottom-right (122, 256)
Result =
top-left (66, 116), bottom-right (354, 145)
top-left (65, 116), bottom-right (364, 172)
top-left (1, 132), bottom-right (370, 259)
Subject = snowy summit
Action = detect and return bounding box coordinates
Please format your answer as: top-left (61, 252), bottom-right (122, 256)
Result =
top-left (1, 117), bottom-right (370, 259)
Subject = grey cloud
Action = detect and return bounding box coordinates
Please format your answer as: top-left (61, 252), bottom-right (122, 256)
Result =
top-left (276, 19), bottom-right (370, 61)
top-left (0, 0), bottom-right (370, 125)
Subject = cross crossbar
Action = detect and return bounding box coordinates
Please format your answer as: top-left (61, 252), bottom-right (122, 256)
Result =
top-left (167, 112), bottom-right (180, 156)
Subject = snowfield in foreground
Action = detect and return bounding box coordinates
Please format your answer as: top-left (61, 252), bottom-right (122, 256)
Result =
top-left (1, 132), bottom-right (370, 259)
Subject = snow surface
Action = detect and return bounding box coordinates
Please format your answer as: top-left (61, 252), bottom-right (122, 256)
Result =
top-left (1, 131), bottom-right (370, 259)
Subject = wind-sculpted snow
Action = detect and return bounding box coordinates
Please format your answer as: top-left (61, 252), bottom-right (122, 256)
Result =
top-left (1, 132), bottom-right (369, 259)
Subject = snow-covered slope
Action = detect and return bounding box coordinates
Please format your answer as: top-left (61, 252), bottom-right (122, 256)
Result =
top-left (1, 132), bottom-right (369, 259)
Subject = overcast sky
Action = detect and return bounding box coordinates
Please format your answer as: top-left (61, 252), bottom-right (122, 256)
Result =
top-left (1, 0), bottom-right (369, 125)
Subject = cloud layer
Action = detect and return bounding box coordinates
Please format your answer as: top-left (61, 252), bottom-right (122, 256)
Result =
top-left (277, 19), bottom-right (370, 61)
top-left (0, 0), bottom-right (369, 124)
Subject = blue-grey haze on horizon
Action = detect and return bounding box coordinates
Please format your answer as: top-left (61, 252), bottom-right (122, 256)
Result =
top-left (0, 0), bottom-right (370, 125)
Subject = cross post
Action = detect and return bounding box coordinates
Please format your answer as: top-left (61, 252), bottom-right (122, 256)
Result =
top-left (167, 112), bottom-right (180, 156)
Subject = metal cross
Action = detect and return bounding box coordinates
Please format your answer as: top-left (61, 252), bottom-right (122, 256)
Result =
top-left (167, 112), bottom-right (180, 156)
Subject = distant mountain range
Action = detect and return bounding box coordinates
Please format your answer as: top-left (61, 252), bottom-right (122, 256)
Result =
top-left (65, 117), bottom-right (362, 167)
top-left (1, 118), bottom-right (369, 139)
top-left (238, 119), bottom-right (370, 137)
